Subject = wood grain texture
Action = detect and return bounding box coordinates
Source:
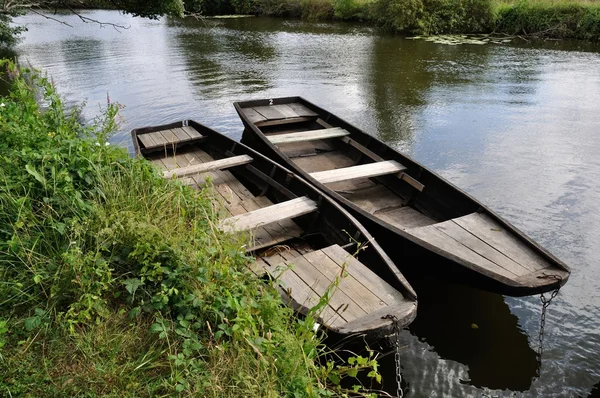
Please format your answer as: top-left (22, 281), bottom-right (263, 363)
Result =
top-left (310, 161), bottom-right (406, 184)
top-left (453, 212), bottom-right (548, 272)
top-left (287, 102), bottom-right (319, 117)
top-left (374, 206), bottom-right (436, 230)
top-left (162, 155), bottom-right (253, 179)
top-left (219, 197), bottom-right (317, 233)
top-left (268, 128), bottom-right (349, 144)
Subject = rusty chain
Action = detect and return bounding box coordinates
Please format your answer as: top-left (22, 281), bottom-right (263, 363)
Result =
top-left (536, 275), bottom-right (562, 377)
top-left (383, 314), bottom-right (403, 398)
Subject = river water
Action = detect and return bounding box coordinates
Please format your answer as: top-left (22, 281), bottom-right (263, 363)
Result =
top-left (10, 10), bottom-right (600, 397)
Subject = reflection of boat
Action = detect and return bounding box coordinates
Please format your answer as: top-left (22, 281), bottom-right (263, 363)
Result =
top-left (131, 120), bottom-right (417, 337)
top-left (402, 274), bottom-right (538, 392)
top-left (590, 381), bottom-right (600, 397)
top-left (234, 97), bottom-right (570, 296)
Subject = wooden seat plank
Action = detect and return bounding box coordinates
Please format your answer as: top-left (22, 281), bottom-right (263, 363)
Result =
top-left (310, 161), bottom-right (406, 184)
top-left (374, 206), bottom-right (436, 230)
top-left (406, 224), bottom-right (518, 280)
top-left (321, 245), bottom-right (406, 305)
top-left (268, 128), bottom-right (350, 145)
top-left (434, 220), bottom-right (529, 276)
top-left (219, 197), bottom-right (317, 233)
top-left (453, 213), bottom-right (548, 272)
top-left (162, 155), bottom-right (253, 179)
top-left (271, 104), bottom-right (299, 118)
top-left (287, 103), bottom-right (318, 117)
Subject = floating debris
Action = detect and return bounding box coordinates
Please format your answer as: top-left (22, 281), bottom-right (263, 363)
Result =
top-left (203, 14), bottom-right (255, 19)
top-left (407, 34), bottom-right (514, 46)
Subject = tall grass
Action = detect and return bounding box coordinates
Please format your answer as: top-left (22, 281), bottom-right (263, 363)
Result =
top-left (0, 60), bottom-right (380, 397)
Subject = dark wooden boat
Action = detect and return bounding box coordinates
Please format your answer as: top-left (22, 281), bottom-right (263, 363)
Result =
top-left (131, 120), bottom-right (417, 337)
top-left (233, 97), bottom-right (570, 296)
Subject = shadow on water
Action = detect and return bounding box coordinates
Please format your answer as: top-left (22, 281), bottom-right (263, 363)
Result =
top-left (590, 382), bottom-right (600, 398)
top-left (403, 273), bottom-right (538, 392)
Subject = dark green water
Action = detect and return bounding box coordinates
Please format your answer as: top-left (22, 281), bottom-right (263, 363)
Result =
top-left (13, 10), bottom-right (600, 397)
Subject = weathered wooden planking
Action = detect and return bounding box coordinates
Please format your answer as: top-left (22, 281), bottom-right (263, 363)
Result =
top-left (287, 102), bottom-right (319, 117)
top-left (243, 108), bottom-right (268, 124)
top-left (302, 249), bottom-right (387, 314)
top-left (337, 301), bottom-right (417, 334)
top-left (253, 106), bottom-right (287, 120)
top-left (453, 213), bottom-right (548, 272)
top-left (261, 252), bottom-right (347, 327)
top-left (374, 206), bottom-right (436, 230)
top-left (159, 129), bottom-right (179, 144)
top-left (268, 128), bottom-right (350, 145)
top-left (407, 224), bottom-right (518, 280)
top-left (272, 104), bottom-right (299, 118)
top-left (340, 185), bottom-right (402, 214)
top-left (310, 161), bottom-right (406, 185)
top-left (291, 151), bottom-right (354, 173)
top-left (219, 197), bottom-right (317, 233)
top-left (171, 127), bottom-right (192, 142)
top-left (321, 244), bottom-right (405, 305)
top-left (182, 126), bottom-right (203, 139)
top-left (147, 131), bottom-right (168, 146)
top-left (162, 155), bottom-right (253, 179)
top-left (138, 133), bottom-right (158, 149)
top-left (434, 220), bottom-right (529, 277)
top-left (278, 250), bottom-right (367, 322)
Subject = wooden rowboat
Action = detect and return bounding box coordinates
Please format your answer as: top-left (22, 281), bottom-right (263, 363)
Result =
top-left (131, 120), bottom-right (417, 337)
top-left (233, 97), bottom-right (570, 296)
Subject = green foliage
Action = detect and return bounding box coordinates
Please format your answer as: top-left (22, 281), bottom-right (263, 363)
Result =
top-left (369, 0), bottom-right (494, 34)
top-left (333, 0), bottom-right (365, 20)
top-left (494, 0), bottom-right (600, 40)
top-left (302, 0), bottom-right (335, 19)
top-left (0, 59), bottom-right (380, 396)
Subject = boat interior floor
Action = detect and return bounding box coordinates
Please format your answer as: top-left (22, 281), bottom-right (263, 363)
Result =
top-left (146, 132), bottom-right (410, 331)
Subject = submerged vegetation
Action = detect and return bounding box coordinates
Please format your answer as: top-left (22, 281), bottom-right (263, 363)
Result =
top-left (0, 60), bottom-right (381, 396)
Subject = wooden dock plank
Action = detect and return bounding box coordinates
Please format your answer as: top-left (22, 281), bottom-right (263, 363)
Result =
top-left (374, 206), bottom-right (436, 230)
top-left (321, 245), bottom-right (405, 305)
top-left (268, 128), bottom-right (350, 145)
top-left (219, 197), bottom-right (317, 233)
top-left (407, 224), bottom-right (518, 280)
top-left (453, 213), bottom-right (547, 272)
top-left (434, 220), bottom-right (530, 277)
top-left (303, 250), bottom-right (387, 313)
top-left (162, 155), bottom-right (253, 179)
top-left (310, 161), bottom-right (406, 184)
top-left (287, 102), bottom-right (318, 117)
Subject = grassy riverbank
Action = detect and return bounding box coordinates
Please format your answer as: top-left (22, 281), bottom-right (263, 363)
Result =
top-left (0, 60), bottom-right (379, 397)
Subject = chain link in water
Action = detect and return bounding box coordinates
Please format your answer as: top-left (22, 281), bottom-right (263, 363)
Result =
top-left (537, 275), bottom-right (562, 377)
top-left (384, 315), bottom-right (403, 398)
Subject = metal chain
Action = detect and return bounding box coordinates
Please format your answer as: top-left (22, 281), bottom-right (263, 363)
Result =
top-left (536, 275), bottom-right (562, 377)
top-left (384, 315), bottom-right (404, 398)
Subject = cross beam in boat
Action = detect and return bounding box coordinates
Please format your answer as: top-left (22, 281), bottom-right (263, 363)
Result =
top-left (219, 196), bottom-right (318, 233)
top-left (310, 160), bottom-right (407, 184)
top-left (267, 128), bottom-right (350, 145)
top-left (162, 155), bottom-right (253, 179)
